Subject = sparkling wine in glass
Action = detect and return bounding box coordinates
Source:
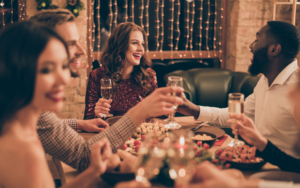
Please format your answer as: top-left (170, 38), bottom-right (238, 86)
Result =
top-left (100, 78), bottom-right (113, 118)
top-left (228, 93), bottom-right (245, 148)
top-left (164, 76), bottom-right (183, 129)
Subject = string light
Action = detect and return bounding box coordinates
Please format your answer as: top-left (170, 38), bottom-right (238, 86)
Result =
top-left (190, 0), bottom-right (195, 53)
top-left (175, 0), bottom-right (180, 51)
top-left (206, 0), bottom-right (210, 58)
top-left (10, 0), bottom-right (13, 23)
top-left (213, 0), bottom-right (217, 57)
top-left (91, 0), bottom-right (95, 63)
top-left (108, 0), bottom-right (113, 35)
top-left (155, 0), bottom-right (160, 51)
top-left (96, 0), bottom-right (100, 60)
top-left (145, 0), bottom-right (149, 51)
top-left (130, 0), bottom-right (134, 22)
top-left (124, 0), bottom-right (128, 22)
top-left (113, 0), bottom-right (118, 30)
top-left (86, 0), bottom-right (93, 74)
top-left (159, 0), bottom-right (164, 52)
top-left (184, 0), bottom-right (190, 51)
top-left (197, 0), bottom-right (203, 61)
top-left (169, 0), bottom-right (174, 51)
top-left (219, 5), bottom-right (224, 63)
top-left (1, 0), bottom-right (4, 27)
top-left (139, 0), bottom-right (144, 28)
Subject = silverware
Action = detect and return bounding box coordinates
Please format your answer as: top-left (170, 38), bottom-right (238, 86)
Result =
top-left (191, 121), bottom-right (208, 131)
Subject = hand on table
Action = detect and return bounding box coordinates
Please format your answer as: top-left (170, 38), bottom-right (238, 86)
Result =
top-left (227, 114), bottom-right (268, 152)
top-left (95, 98), bottom-right (112, 117)
top-left (77, 118), bottom-right (109, 132)
top-left (89, 138), bottom-right (112, 176)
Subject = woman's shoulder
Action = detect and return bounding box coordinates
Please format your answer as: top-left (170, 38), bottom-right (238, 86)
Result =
top-left (89, 66), bottom-right (106, 79)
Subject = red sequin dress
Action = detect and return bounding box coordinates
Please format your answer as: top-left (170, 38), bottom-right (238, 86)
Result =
top-left (84, 67), bottom-right (157, 119)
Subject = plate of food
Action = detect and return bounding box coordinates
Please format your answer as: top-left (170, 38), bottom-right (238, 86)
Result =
top-left (191, 132), bottom-right (217, 148)
top-left (194, 126), bottom-right (225, 139)
top-left (216, 145), bottom-right (266, 170)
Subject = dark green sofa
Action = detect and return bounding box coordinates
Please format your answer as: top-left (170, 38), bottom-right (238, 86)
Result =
top-left (164, 68), bottom-right (259, 108)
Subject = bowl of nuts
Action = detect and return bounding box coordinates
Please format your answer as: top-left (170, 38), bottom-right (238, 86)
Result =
top-left (191, 132), bottom-right (217, 148)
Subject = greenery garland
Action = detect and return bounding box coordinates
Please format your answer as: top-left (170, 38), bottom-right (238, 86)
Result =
top-left (36, 0), bottom-right (85, 17)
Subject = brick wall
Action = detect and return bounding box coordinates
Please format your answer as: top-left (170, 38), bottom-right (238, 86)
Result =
top-left (26, 0), bottom-right (88, 119)
top-left (26, 0), bottom-right (292, 119)
top-left (226, 0), bottom-right (275, 72)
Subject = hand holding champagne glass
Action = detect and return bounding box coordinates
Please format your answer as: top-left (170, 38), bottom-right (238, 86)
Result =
top-left (164, 76), bottom-right (183, 129)
top-left (228, 93), bottom-right (245, 148)
top-left (99, 78), bottom-right (113, 118)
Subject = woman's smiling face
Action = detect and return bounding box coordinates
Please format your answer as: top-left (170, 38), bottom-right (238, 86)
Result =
top-left (31, 38), bottom-right (70, 112)
top-left (124, 30), bottom-right (145, 67)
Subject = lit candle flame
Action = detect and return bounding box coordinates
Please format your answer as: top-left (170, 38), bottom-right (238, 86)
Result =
top-left (179, 136), bottom-right (185, 145)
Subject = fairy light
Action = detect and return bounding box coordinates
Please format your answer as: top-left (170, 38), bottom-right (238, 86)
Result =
top-left (155, 0), bottom-right (160, 51)
top-left (219, 4), bottom-right (223, 62)
top-left (96, 0), bottom-right (101, 60)
top-left (206, 0), bottom-right (210, 58)
top-left (139, 0), bottom-right (144, 28)
top-left (145, 0), bottom-right (149, 51)
top-left (10, 0), bottom-right (13, 23)
top-left (213, 0), bottom-right (217, 57)
top-left (91, 0), bottom-right (95, 63)
top-left (86, 0), bottom-right (93, 73)
top-left (189, 0), bottom-right (195, 52)
top-left (22, 1), bottom-right (25, 21)
top-left (113, 0), bottom-right (118, 30)
top-left (1, 0), bottom-right (4, 27)
top-left (130, 0), bottom-right (134, 22)
top-left (124, 0), bottom-right (128, 22)
top-left (108, 0), bottom-right (113, 35)
top-left (175, 0), bottom-right (180, 51)
top-left (169, 0), bottom-right (174, 51)
top-left (159, 0), bottom-right (164, 52)
top-left (184, 0), bottom-right (190, 51)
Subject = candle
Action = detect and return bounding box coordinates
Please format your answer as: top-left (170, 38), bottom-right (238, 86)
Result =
top-left (176, 136), bottom-right (188, 150)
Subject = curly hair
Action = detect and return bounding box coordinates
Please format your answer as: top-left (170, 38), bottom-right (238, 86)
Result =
top-left (101, 22), bottom-right (153, 93)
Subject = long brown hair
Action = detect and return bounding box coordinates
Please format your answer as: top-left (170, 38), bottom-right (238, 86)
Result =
top-left (101, 22), bottom-right (153, 93)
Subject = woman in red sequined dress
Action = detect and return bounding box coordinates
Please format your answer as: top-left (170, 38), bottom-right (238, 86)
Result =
top-left (84, 22), bottom-right (157, 119)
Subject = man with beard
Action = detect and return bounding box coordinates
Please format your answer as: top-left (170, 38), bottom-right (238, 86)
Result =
top-left (177, 21), bottom-right (300, 158)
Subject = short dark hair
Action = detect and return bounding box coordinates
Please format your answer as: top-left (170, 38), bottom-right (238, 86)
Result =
top-left (29, 9), bottom-right (75, 28)
top-left (266, 21), bottom-right (300, 59)
top-left (0, 21), bottom-right (69, 132)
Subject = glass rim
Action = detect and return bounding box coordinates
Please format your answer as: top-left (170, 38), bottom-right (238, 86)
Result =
top-left (228, 92), bottom-right (244, 100)
top-left (168, 76), bottom-right (183, 81)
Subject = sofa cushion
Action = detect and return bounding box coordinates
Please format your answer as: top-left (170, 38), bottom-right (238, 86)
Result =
top-left (164, 68), bottom-right (259, 108)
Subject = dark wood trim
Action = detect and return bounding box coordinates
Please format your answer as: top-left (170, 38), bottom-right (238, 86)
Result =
top-left (93, 51), bottom-right (221, 61)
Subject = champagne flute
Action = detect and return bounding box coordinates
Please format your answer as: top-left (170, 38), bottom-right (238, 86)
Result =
top-left (164, 76), bottom-right (183, 129)
top-left (228, 93), bottom-right (245, 148)
top-left (100, 78), bottom-right (113, 118)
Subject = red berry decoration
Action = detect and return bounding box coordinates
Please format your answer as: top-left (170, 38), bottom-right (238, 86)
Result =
top-left (203, 143), bottom-right (210, 150)
top-left (135, 145), bottom-right (140, 152)
top-left (196, 150), bottom-right (201, 157)
top-left (216, 150), bottom-right (223, 156)
top-left (212, 159), bottom-right (218, 164)
top-left (197, 141), bottom-right (202, 146)
top-left (134, 140), bottom-right (141, 146)
top-left (217, 166), bottom-right (222, 170)
top-left (225, 163), bottom-right (231, 168)
top-left (120, 143), bottom-right (127, 150)
top-left (193, 146), bottom-right (198, 150)
top-left (128, 137), bottom-right (131, 140)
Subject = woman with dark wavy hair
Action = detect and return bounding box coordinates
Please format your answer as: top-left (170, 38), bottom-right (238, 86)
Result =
top-left (84, 22), bottom-right (157, 119)
top-left (0, 21), bottom-right (111, 188)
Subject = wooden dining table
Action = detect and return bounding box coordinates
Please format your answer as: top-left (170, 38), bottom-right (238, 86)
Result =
top-left (57, 116), bottom-right (280, 188)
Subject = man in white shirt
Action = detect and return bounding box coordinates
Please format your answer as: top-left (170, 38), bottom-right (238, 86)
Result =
top-left (178, 21), bottom-right (300, 158)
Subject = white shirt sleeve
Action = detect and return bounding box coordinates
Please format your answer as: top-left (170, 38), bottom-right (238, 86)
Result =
top-left (197, 106), bottom-right (230, 127)
top-left (244, 93), bottom-right (256, 123)
top-left (259, 180), bottom-right (300, 188)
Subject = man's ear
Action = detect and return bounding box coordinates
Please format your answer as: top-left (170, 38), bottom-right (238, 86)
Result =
top-left (268, 44), bottom-right (281, 56)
